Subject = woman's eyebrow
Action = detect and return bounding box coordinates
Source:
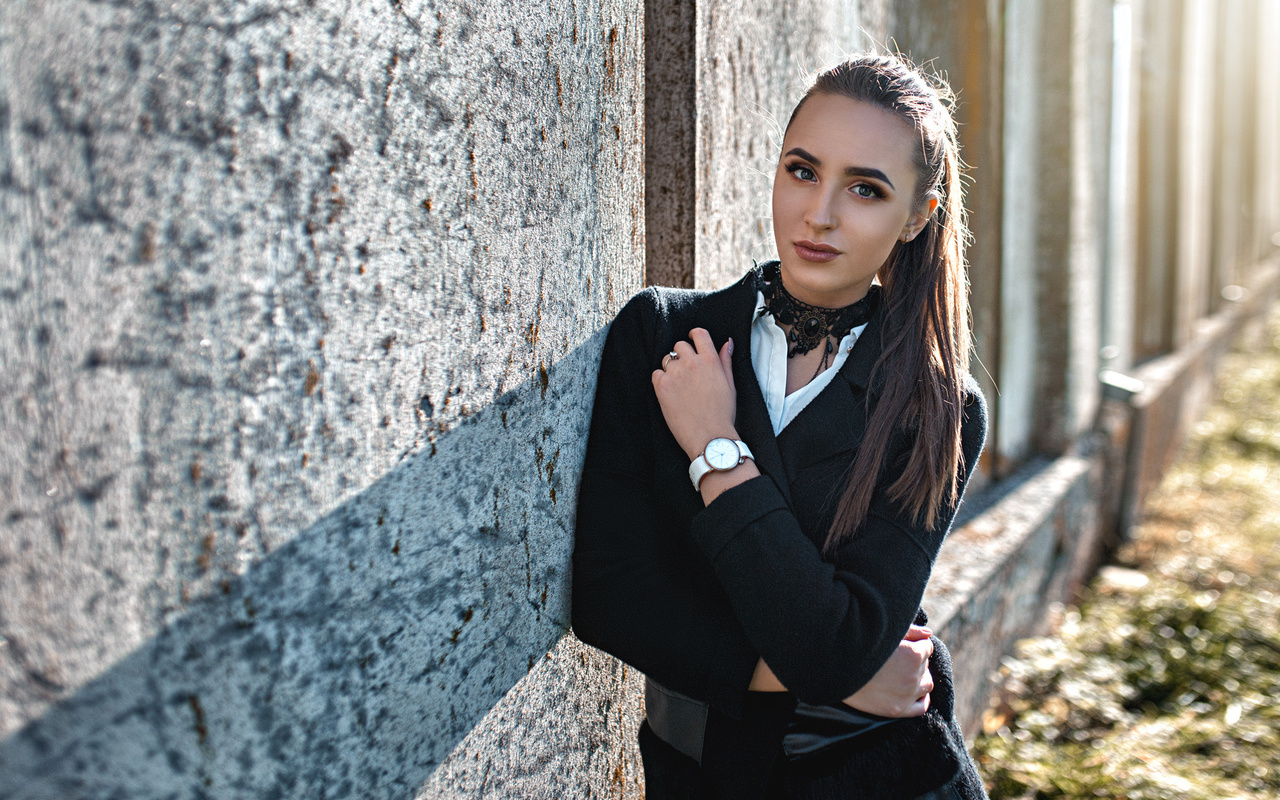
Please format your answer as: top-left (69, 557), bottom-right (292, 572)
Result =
top-left (844, 166), bottom-right (895, 190)
top-left (784, 147), bottom-right (895, 191)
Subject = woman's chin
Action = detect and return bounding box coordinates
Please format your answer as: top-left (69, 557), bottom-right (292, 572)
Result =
top-left (777, 264), bottom-right (872, 308)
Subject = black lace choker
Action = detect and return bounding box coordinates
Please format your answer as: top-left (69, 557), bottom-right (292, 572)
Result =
top-left (758, 262), bottom-right (879, 359)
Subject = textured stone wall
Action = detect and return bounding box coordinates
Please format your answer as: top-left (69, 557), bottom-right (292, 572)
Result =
top-left (0, 0), bottom-right (643, 796)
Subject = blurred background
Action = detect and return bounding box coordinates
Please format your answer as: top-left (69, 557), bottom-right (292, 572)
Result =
top-left (1, 0), bottom-right (1278, 797)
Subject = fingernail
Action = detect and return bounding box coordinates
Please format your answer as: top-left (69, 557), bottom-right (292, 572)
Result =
top-left (727, 337), bottom-right (734, 355)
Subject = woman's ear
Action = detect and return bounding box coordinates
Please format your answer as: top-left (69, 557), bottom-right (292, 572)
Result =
top-left (900, 191), bottom-right (941, 243)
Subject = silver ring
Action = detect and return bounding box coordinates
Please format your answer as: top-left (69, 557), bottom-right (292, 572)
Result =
top-left (662, 350), bottom-right (679, 369)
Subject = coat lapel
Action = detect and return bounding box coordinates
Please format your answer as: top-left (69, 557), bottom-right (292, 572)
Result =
top-left (716, 272), bottom-right (792, 507)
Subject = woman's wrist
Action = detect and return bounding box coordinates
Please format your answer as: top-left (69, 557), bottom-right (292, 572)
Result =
top-left (698, 458), bottom-right (760, 505)
top-left (683, 428), bottom-right (742, 463)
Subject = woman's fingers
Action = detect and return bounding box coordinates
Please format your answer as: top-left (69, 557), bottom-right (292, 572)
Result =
top-left (898, 662), bottom-right (933, 717)
top-left (718, 337), bottom-right (735, 392)
top-left (687, 327), bottom-right (715, 354)
top-left (904, 624), bottom-right (933, 641)
top-left (897, 639), bottom-right (934, 717)
top-left (650, 328), bottom-right (740, 460)
top-left (652, 333), bottom-right (711, 377)
top-left (916, 690), bottom-right (932, 715)
top-left (687, 328), bottom-right (735, 389)
top-left (673, 338), bottom-right (698, 357)
top-left (658, 328), bottom-right (728, 369)
top-left (842, 633), bottom-right (937, 717)
top-left (912, 634), bottom-right (934, 664)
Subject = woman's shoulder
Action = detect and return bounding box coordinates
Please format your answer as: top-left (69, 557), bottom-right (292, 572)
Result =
top-left (612, 284), bottom-right (706, 325)
top-left (961, 374), bottom-right (986, 413)
top-left (959, 374), bottom-right (988, 455)
top-left (609, 268), bottom-right (759, 332)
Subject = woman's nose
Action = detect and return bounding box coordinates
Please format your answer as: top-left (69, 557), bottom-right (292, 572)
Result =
top-left (804, 191), bottom-right (837, 230)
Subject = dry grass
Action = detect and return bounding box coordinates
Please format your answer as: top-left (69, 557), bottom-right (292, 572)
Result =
top-left (973, 311), bottom-right (1280, 800)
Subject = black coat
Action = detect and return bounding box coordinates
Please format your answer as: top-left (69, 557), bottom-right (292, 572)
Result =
top-left (572, 266), bottom-right (988, 799)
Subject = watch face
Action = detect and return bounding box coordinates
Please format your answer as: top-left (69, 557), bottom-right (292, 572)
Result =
top-left (705, 438), bottom-right (740, 470)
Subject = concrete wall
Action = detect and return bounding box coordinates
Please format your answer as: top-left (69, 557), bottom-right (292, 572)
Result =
top-left (0, 0), bottom-right (644, 796)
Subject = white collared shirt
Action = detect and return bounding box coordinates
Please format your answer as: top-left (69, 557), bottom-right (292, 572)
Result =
top-left (750, 291), bottom-right (868, 435)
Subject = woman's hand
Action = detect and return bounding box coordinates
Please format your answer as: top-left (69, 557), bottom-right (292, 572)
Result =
top-left (748, 625), bottom-right (934, 717)
top-left (651, 328), bottom-right (739, 461)
top-left (841, 625), bottom-right (934, 717)
top-left (652, 329), bottom-right (760, 504)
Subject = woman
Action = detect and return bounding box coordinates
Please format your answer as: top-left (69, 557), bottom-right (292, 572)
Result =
top-left (572, 55), bottom-right (988, 799)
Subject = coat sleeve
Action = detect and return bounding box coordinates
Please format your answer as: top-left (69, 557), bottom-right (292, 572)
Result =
top-left (571, 290), bottom-right (760, 719)
top-left (688, 388), bottom-right (988, 706)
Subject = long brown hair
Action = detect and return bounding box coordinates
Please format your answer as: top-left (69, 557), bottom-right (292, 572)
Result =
top-left (788, 56), bottom-right (971, 553)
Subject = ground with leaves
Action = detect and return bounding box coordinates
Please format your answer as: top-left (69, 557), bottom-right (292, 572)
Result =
top-left (974, 312), bottom-right (1280, 800)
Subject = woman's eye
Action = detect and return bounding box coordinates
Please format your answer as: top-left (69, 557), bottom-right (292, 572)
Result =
top-left (851, 183), bottom-right (881, 199)
top-left (785, 163), bottom-right (816, 182)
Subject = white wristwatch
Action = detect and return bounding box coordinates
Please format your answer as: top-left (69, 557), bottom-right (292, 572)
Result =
top-left (689, 438), bottom-right (755, 491)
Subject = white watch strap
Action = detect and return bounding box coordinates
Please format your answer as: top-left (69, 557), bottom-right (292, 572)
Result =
top-left (688, 439), bottom-right (755, 491)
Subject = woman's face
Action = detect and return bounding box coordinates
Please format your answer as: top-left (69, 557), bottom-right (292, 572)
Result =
top-left (771, 93), bottom-right (932, 308)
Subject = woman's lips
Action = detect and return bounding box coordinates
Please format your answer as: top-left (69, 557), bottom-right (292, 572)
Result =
top-left (794, 241), bottom-right (841, 262)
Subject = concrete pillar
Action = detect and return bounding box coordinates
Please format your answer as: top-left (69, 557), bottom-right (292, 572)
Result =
top-left (695, 0), bottom-right (806, 290)
top-left (1228, 0), bottom-right (1261, 284)
top-left (0, 0), bottom-right (645, 796)
top-left (1065, 0), bottom-right (1111, 440)
top-left (1203, 0), bottom-right (1267, 311)
top-left (1223, 0), bottom-right (1267, 282)
top-left (645, 0), bottom-right (698, 288)
top-left (1103, 0), bottom-right (1140, 373)
top-left (647, 0), bottom-right (880, 290)
top-left (997, 0), bottom-right (1109, 463)
top-left (1133, 0), bottom-right (1183, 359)
top-left (996, 0), bottom-right (1047, 467)
top-left (1173, 0), bottom-right (1215, 343)
top-left (998, 0), bottom-right (1111, 460)
top-left (1261, 1), bottom-right (1280, 262)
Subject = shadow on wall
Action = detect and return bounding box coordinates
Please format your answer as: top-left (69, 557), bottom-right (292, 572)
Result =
top-left (0, 328), bottom-right (609, 800)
